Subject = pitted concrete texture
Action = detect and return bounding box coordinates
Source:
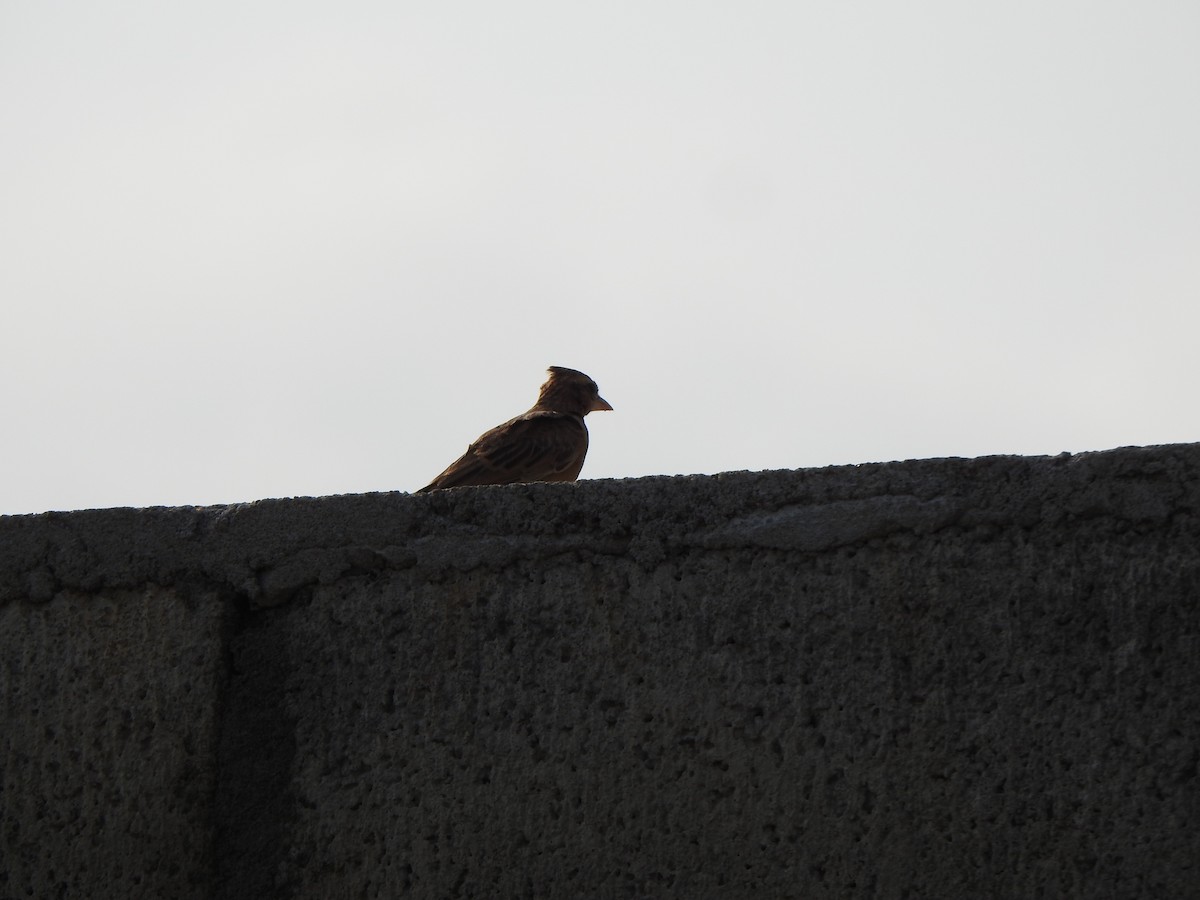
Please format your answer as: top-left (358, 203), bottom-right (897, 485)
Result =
top-left (1, 585), bottom-right (226, 900)
top-left (2, 444), bottom-right (1199, 898)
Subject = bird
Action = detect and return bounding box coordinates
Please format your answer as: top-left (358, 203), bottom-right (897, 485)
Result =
top-left (417, 366), bottom-right (613, 492)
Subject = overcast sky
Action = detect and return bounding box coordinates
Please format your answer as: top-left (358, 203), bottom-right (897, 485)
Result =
top-left (3, 2), bottom-right (1198, 515)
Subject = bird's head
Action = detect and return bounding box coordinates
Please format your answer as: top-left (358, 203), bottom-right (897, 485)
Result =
top-left (537, 366), bottom-right (613, 416)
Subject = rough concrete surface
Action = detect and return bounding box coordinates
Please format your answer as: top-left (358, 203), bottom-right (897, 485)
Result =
top-left (2, 444), bottom-right (1199, 898)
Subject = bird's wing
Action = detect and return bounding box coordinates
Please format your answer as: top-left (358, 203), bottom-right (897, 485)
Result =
top-left (418, 411), bottom-right (588, 491)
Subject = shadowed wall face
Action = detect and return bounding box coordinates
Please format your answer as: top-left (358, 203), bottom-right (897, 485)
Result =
top-left (2, 445), bottom-right (1199, 898)
top-left (1, 587), bottom-right (226, 900)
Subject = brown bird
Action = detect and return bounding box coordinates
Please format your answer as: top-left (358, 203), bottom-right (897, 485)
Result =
top-left (417, 366), bottom-right (613, 492)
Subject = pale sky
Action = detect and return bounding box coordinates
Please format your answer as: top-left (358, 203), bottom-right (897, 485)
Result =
top-left (3, 2), bottom-right (1198, 515)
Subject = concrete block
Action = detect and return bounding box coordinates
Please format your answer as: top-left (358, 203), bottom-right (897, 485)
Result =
top-left (2, 444), bottom-right (1199, 898)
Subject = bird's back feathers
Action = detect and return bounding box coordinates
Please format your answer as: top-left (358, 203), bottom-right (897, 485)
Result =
top-left (418, 411), bottom-right (588, 491)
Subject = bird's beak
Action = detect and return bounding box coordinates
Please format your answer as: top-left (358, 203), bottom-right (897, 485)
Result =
top-left (592, 395), bottom-right (614, 412)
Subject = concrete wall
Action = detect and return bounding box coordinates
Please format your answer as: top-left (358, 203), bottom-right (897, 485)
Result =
top-left (2, 444), bottom-right (1198, 899)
